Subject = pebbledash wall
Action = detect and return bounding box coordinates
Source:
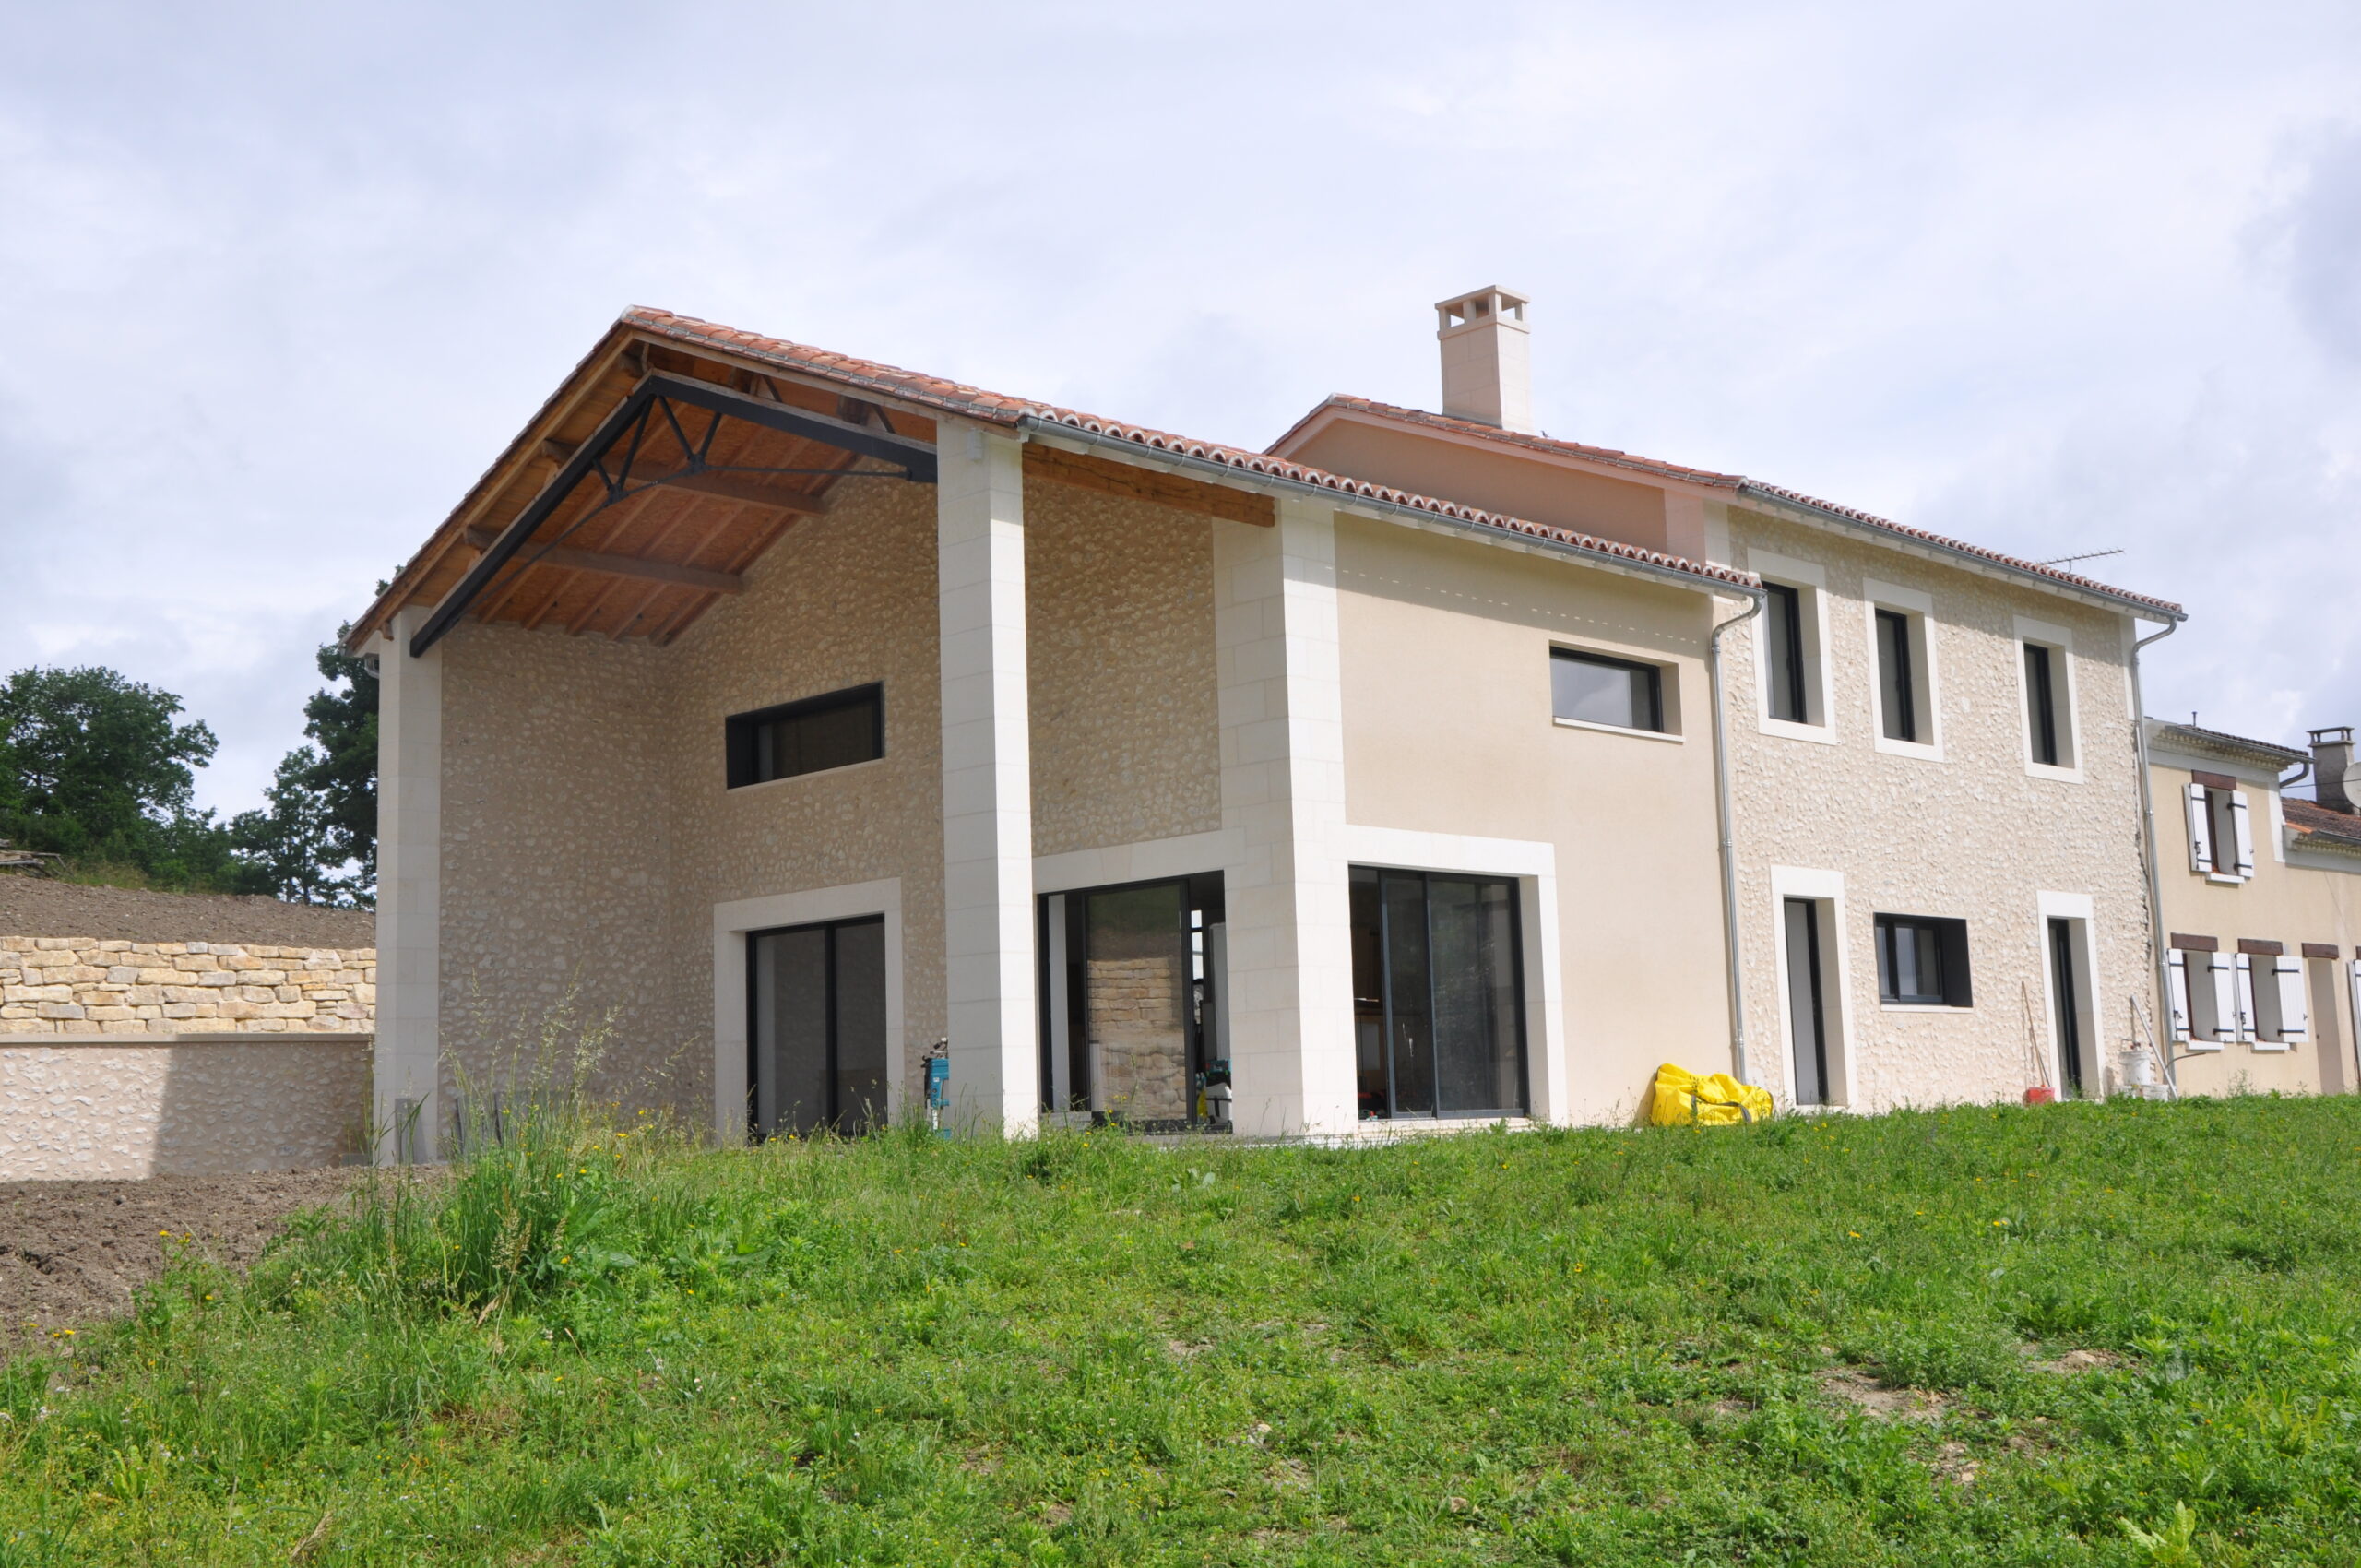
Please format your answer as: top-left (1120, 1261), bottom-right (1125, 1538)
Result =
top-left (0, 936), bottom-right (375, 1178)
top-left (430, 474), bottom-right (1225, 1137)
top-left (1722, 505), bottom-right (2154, 1111)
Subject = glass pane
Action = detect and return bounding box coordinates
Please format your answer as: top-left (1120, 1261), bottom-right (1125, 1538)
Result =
top-left (1382, 873), bottom-right (1435, 1114)
top-left (1765, 585), bottom-right (1803, 722)
top-left (1552, 654), bottom-right (1646, 730)
top-left (832, 920), bottom-right (888, 1131)
top-left (1784, 899), bottom-right (1825, 1104)
top-left (1350, 868), bottom-right (1386, 1119)
top-left (752, 927), bottom-right (829, 1137)
top-left (1085, 884), bottom-right (1191, 1122)
top-left (2023, 645), bottom-right (2054, 763)
top-left (1877, 612), bottom-right (1914, 741)
top-left (1430, 876), bottom-right (1525, 1114)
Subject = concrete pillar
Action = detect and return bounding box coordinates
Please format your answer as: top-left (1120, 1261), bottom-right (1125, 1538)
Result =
top-left (374, 606), bottom-right (443, 1161)
top-left (1214, 494), bottom-right (1358, 1136)
top-left (936, 422), bottom-right (1038, 1134)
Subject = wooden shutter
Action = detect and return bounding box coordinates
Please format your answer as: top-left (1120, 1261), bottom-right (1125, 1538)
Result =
top-left (2165, 950), bottom-right (2192, 1041)
top-left (2229, 792), bottom-right (2256, 878)
top-left (2273, 956), bottom-right (2308, 1042)
top-left (2185, 783), bottom-right (2213, 873)
top-left (2210, 952), bottom-right (2239, 1042)
top-left (2231, 954), bottom-right (2260, 1042)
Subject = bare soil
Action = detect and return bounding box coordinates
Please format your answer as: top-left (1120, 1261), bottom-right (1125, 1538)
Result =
top-left (0, 877), bottom-right (374, 949)
top-left (0, 1170), bottom-right (360, 1343)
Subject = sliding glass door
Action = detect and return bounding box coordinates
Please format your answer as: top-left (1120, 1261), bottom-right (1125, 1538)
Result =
top-left (1350, 867), bottom-right (1527, 1120)
top-left (1039, 873), bottom-right (1225, 1129)
top-left (748, 915), bottom-right (887, 1139)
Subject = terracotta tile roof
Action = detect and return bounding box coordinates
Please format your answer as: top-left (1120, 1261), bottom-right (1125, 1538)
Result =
top-left (2283, 796), bottom-right (2361, 852)
top-left (1274, 394), bottom-right (2186, 621)
top-left (623, 309), bottom-right (1760, 593)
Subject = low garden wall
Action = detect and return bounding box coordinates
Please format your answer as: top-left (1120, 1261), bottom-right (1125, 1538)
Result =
top-left (0, 910), bottom-right (377, 1177)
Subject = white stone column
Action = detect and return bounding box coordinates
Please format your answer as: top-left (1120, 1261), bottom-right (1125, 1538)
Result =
top-left (937, 422), bottom-right (1038, 1134)
top-left (374, 606), bottom-right (443, 1161)
top-left (1214, 494), bottom-right (1358, 1136)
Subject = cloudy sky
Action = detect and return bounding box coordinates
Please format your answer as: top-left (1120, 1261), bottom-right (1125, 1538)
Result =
top-left (3, 1), bottom-right (2356, 814)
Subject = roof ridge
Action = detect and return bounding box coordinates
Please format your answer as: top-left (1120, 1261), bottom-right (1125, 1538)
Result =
top-left (1287, 393), bottom-right (2184, 619)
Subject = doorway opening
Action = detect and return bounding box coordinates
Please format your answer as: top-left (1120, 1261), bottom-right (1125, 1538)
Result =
top-left (1783, 897), bottom-right (1832, 1106)
top-left (747, 915), bottom-right (888, 1139)
top-left (1349, 866), bottom-right (1528, 1121)
top-left (1038, 873), bottom-right (1227, 1132)
top-left (2047, 916), bottom-right (2087, 1098)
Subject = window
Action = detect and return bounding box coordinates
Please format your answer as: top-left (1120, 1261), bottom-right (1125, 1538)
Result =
top-left (1875, 610), bottom-right (1918, 742)
top-left (1038, 874), bottom-right (1226, 1130)
top-left (1764, 583), bottom-right (1809, 723)
top-left (1350, 867), bottom-right (1527, 1119)
top-left (726, 683), bottom-right (883, 788)
top-left (1551, 648), bottom-right (1664, 733)
top-left (747, 916), bottom-right (887, 1138)
top-left (2024, 645), bottom-right (2060, 766)
top-left (1874, 914), bottom-right (1972, 1006)
top-left (2183, 777), bottom-right (2254, 880)
top-left (2165, 941), bottom-right (2232, 1046)
top-left (2244, 948), bottom-right (2309, 1047)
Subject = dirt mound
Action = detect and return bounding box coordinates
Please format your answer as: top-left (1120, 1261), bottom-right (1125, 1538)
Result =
top-left (0, 879), bottom-right (373, 949)
top-left (0, 1170), bottom-right (359, 1344)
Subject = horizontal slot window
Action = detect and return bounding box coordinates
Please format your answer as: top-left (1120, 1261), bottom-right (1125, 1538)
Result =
top-left (726, 683), bottom-right (884, 788)
top-left (1551, 648), bottom-right (1664, 733)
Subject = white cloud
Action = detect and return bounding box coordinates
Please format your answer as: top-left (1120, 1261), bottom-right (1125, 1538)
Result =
top-left (1, 0), bottom-right (2357, 810)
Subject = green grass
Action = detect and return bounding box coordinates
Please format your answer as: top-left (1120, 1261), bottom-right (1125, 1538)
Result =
top-left (5, 1095), bottom-right (2361, 1565)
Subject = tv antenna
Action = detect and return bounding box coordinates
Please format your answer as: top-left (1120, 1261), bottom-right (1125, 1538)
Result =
top-left (2034, 547), bottom-right (2125, 572)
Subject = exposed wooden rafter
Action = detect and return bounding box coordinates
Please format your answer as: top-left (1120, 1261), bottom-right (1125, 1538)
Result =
top-left (464, 528), bottom-right (743, 595)
top-left (1023, 443), bottom-right (1275, 527)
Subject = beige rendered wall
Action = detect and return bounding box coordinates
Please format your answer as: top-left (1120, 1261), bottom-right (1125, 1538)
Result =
top-left (2149, 753), bottom-right (2361, 1099)
top-left (1333, 517), bottom-right (1732, 1123)
top-left (0, 1037), bottom-right (370, 1178)
top-left (1724, 506), bottom-right (2153, 1111)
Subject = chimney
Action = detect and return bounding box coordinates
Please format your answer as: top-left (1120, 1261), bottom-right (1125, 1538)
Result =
top-left (2311, 727), bottom-right (2358, 813)
top-left (1435, 286), bottom-right (1534, 434)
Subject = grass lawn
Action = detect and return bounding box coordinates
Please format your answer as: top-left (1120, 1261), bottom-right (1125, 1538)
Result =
top-left (5, 1094), bottom-right (2360, 1565)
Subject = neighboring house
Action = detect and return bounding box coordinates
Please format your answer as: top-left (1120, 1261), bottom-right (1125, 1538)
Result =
top-left (1268, 288), bottom-right (2183, 1111)
top-left (2147, 720), bottom-right (2361, 1095)
top-left (350, 292), bottom-right (2196, 1158)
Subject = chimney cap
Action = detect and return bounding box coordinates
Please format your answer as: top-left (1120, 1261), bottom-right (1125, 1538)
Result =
top-left (2308, 725), bottom-right (2353, 746)
top-left (1434, 286), bottom-right (1531, 333)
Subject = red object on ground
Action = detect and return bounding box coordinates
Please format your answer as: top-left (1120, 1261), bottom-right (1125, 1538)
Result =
top-left (2023, 1086), bottom-right (2057, 1105)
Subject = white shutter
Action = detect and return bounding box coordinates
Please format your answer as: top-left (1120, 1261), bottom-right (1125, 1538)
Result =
top-left (2186, 783), bottom-right (2214, 873)
top-left (2230, 792), bottom-right (2256, 878)
top-left (2165, 950), bottom-right (2192, 1041)
top-left (2233, 954), bottom-right (2260, 1042)
top-left (2274, 956), bottom-right (2308, 1042)
top-left (2211, 953), bottom-right (2239, 1042)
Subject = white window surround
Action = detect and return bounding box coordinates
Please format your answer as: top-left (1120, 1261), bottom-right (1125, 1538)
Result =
top-left (1552, 716), bottom-right (1686, 743)
top-left (711, 879), bottom-right (905, 1142)
top-left (2013, 615), bottom-right (2083, 784)
top-left (2035, 891), bottom-right (2100, 1089)
top-left (1336, 823), bottom-right (1569, 1127)
top-left (1745, 549), bottom-right (1838, 746)
top-left (1862, 579), bottom-right (1943, 761)
top-left (1768, 865), bottom-right (1856, 1109)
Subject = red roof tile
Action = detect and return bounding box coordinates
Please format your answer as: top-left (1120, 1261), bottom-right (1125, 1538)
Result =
top-left (624, 309), bottom-right (1760, 593)
top-left (1275, 395), bottom-right (2185, 621)
top-left (2283, 796), bottom-right (2361, 851)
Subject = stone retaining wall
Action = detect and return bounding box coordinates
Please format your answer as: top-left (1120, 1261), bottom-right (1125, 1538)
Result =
top-left (0, 938), bottom-right (375, 1034)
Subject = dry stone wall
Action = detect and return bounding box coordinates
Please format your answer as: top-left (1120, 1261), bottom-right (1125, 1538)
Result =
top-left (0, 938), bottom-right (374, 1034)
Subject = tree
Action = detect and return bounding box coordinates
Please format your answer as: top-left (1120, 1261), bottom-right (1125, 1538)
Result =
top-left (0, 666), bottom-right (240, 886)
top-left (231, 630), bottom-right (378, 906)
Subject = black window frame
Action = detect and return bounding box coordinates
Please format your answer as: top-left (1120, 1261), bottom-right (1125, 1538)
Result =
top-left (725, 683), bottom-right (884, 789)
top-left (1549, 647), bottom-right (1666, 734)
top-left (2024, 643), bottom-right (2061, 766)
top-left (1350, 866), bottom-right (1530, 1122)
top-left (744, 913), bottom-right (889, 1141)
top-left (1874, 608), bottom-right (1918, 743)
top-left (1763, 581), bottom-right (1809, 724)
top-left (1873, 913), bottom-right (1972, 1007)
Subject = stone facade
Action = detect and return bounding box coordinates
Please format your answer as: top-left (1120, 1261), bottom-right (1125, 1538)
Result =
top-left (0, 937), bottom-right (374, 1034)
top-left (1723, 505), bottom-right (2153, 1111)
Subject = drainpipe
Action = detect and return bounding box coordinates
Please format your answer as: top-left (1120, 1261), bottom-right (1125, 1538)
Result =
top-left (1709, 587), bottom-right (1768, 1087)
top-left (2130, 617), bottom-right (2180, 1095)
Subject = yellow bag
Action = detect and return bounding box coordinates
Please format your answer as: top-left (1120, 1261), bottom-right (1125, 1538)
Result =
top-left (1648, 1062), bottom-right (1774, 1127)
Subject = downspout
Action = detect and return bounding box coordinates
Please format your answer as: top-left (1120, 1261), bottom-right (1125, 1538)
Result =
top-left (2130, 617), bottom-right (2180, 1094)
top-left (1710, 586), bottom-right (1769, 1087)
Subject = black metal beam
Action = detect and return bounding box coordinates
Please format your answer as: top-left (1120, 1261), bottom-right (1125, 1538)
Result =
top-left (409, 373), bottom-right (936, 657)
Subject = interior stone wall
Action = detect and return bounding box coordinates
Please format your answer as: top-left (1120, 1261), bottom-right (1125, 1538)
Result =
top-left (1725, 506), bottom-right (2153, 1111)
top-left (1024, 484), bottom-right (1222, 856)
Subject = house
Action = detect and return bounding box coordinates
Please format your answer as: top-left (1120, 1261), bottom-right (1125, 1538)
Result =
top-left (2148, 720), bottom-right (2361, 1094)
top-left (348, 293), bottom-right (2186, 1158)
top-left (1267, 289), bottom-right (2182, 1110)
